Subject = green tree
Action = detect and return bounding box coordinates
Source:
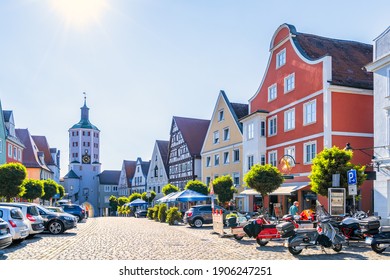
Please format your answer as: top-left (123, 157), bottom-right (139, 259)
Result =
top-left (0, 163), bottom-right (27, 201)
top-left (212, 175), bottom-right (236, 205)
top-left (57, 184), bottom-right (65, 199)
top-left (185, 180), bottom-right (208, 195)
top-left (118, 196), bottom-right (129, 206)
top-left (162, 184), bottom-right (179, 195)
top-left (158, 203), bottom-right (167, 222)
top-left (309, 146), bottom-right (366, 197)
top-left (244, 164), bottom-right (284, 197)
top-left (141, 191), bottom-right (156, 204)
top-left (129, 192), bottom-right (142, 202)
top-left (42, 179), bottom-right (59, 204)
top-left (21, 179), bottom-right (44, 201)
top-left (109, 195), bottom-right (118, 215)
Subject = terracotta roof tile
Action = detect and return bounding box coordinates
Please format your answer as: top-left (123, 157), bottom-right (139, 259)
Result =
top-left (32, 135), bottom-right (56, 166)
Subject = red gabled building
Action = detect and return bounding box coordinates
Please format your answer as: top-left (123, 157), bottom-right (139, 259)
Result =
top-left (245, 24), bottom-right (373, 213)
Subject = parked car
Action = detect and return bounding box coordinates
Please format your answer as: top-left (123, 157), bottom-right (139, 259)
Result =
top-left (183, 204), bottom-right (227, 228)
top-left (46, 206), bottom-right (65, 213)
top-left (21, 203), bottom-right (77, 235)
top-left (0, 206), bottom-right (29, 244)
top-left (0, 202), bottom-right (44, 237)
top-left (0, 218), bottom-right (12, 250)
top-left (60, 204), bottom-right (87, 222)
top-left (135, 209), bottom-right (148, 218)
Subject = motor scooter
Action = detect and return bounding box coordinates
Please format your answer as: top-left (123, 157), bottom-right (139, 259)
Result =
top-left (335, 213), bottom-right (380, 243)
top-left (365, 226), bottom-right (390, 254)
top-left (277, 204), bottom-right (345, 255)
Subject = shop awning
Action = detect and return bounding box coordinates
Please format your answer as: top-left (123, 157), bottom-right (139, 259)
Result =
top-left (239, 189), bottom-right (261, 196)
top-left (270, 185), bottom-right (307, 196)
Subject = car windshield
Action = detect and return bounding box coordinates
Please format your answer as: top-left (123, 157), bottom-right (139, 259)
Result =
top-left (27, 206), bottom-right (40, 216)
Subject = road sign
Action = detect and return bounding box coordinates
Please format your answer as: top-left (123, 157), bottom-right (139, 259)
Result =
top-left (348, 184), bottom-right (357, 196)
top-left (347, 169), bottom-right (357, 185)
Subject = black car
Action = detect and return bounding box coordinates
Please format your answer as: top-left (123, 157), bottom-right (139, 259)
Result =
top-left (183, 205), bottom-right (227, 228)
top-left (22, 203), bottom-right (77, 235)
top-left (135, 209), bottom-right (148, 218)
top-left (61, 204), bottom-right (87, 222)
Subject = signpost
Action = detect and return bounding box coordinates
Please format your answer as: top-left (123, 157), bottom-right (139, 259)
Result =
top-left (347, 169), bottom-right (357, 211)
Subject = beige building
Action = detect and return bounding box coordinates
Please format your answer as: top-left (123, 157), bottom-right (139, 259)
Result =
top-left (201, 90), bottom-right (248, 210)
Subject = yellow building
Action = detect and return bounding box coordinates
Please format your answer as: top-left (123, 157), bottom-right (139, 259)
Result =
top-left (201, 90), bottom-right (248, 210)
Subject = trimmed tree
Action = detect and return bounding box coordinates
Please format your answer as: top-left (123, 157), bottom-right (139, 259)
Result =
top-left (141, 191), bottom-right (156, 204)
top-left (162, 183), bottom-right (179, 196)
top-left (42, 179), bottom-right (59, 204)
top-left (118, 196), bottom-right (129, 206)
top-left (57, 184), bottom-right (65, 199)
top-left (309, 146), bottom-right (366, 197)
top-left (109, 195), bottom-right (118, 215)
top-left (0, 162), bottom-right (27, 201)
top-left (185, 180), bottom-right (208, 195)
top-left (212, 175), bottom-right (236, 205)
top-left (21, 179), bottom-right (45, 202)
top-left (243, 164), bottom-right (284, 198)
top-left (129, 192), bottom-right (142, 202)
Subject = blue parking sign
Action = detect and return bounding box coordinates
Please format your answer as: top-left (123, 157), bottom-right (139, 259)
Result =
top-left (347, 169), bottom-right (357, 185)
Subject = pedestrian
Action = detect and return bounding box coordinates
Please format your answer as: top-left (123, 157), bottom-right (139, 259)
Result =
top-left (289, 201), bottom-right (299, 215)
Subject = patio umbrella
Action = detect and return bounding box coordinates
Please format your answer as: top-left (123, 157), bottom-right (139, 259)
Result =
top-left (155, 192), bottom-right (178, 204)
top-left (126, 198), bottom-right (148, 207)
top-left (168, 189), bottom-right (210, 202)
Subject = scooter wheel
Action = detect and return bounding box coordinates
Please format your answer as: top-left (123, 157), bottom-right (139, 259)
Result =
top-left (256, 239), bottom-right (269, 246)
top-left (288, 246), bottom-right (303, 255)
top-left (332, 244), bottom-right (342, 252)
top-left (371, 243), bottom-right (386, 254)
top-left (234, 235), bottom-right (244, 240)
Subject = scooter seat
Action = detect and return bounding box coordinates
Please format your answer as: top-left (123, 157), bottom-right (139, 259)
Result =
top-left (380, 226), bottom-right (390, 233)
top-left (295, 228), bottom-right (317, 233)
top-left (262, 224), bottom-right (276, 229)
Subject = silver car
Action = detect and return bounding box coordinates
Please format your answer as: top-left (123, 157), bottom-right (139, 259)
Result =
top-left (0, 206), bottom-right (29, 244)
top-left (0, 203), bottom-right (44, 237)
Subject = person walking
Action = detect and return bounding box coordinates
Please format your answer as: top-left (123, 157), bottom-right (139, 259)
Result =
top-left (289, 201), bottom-right (299, 215)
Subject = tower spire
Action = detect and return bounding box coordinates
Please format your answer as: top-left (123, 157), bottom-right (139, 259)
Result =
top-left (83, 92), bottom-right (87, 106)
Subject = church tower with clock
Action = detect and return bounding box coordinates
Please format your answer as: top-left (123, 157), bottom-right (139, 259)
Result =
top-left (63, 94), bottom-right (101, 217)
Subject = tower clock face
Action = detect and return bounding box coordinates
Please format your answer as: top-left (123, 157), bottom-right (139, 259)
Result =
top-left (82, 154), bottom-right (91, 164)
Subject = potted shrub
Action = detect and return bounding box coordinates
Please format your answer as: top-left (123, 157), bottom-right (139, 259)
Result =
top-left (158, 203), bottom-right (167, 223)
top-left (166, 207), bottom-right (182, 225)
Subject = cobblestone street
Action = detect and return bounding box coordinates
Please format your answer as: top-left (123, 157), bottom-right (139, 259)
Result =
top-left (1, 217), bottom-right (389, 260)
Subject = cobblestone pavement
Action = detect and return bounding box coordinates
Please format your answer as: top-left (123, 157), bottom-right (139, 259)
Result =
top-left (0, 217), bottom-right (389, 260)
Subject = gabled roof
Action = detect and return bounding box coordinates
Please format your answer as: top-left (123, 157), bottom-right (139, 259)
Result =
top-left (98, 170), bottom-right (121, 185)
top-left (141, 160), bottom-right (151, 176)
top-left (286, 24), bottom-right (373, 90)
top-left (64, 169), bottom-right (80, 179)
top-left (156, 140), bottom-right (169, 172)
top-left (15, 128), bottom-right (52, 172)
top-left (123, 160), bottom-right (137, 183)
top-left (3, 110), bottom-right (12, 123)
top-left (173, 116), bottom-right (210, 156)
top-left (220, 90), bottom-right (249, 133)
top-left (32, 135), bottom-right (56, 166)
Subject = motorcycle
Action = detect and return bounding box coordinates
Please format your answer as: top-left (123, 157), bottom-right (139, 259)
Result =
top-left (365, 225), bottom-right (390, 254)
top-left (237, 214), bottom-right (315, 246)
top-left (277, 204), bottom-right (345, 255)
top-left (335, 212), bottom-right (380, 243)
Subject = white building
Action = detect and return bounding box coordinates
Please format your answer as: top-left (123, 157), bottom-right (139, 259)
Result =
top-left (146, 140), bottom-right (169, 200)
top-left (366, 26), bottom-right (390, 225)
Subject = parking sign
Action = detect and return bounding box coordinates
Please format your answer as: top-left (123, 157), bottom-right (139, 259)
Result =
top-left (347, 169), bottom-right (357, 185)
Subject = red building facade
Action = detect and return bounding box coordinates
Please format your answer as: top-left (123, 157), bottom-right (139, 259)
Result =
top-left (247, 24), bottom-right (373, 213)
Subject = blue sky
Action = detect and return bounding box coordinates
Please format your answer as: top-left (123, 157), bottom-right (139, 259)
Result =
top-left (0, 0), bottom-right (389, 177)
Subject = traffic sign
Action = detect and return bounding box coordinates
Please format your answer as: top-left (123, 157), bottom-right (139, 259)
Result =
top-left (348, 184), bottom-right (357, 196)
top-left (347, 169), bottom-right (357, 185)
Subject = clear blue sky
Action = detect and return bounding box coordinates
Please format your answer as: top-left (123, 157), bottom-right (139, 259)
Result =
top-left (0, 0), bottom-right (389, 177)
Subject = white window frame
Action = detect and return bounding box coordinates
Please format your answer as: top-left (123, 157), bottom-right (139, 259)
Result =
top-left (284, 73), bottom-right (295, 93)
top-left (268, 150), bottom-right (278, 167)
top-left (268, 84), bottom-right (277, 101)
top-left (284, 108), bottom-right (295, 131)
top-left (304, 100), bottom-right (317, 125)
top-left (218, 109), bottom-right (224, 122)
top-left (214, 154), bottom-right (220, 166)
top-left (104, 185), bottom-right (111, 192)
top-left (268, 116), bottom-right (277, 136)
top-left (247, 155), bottom-right (254, 171)
top-left (206, 156), bottom-right (211, 167)
top-left (276, 48), bottom-right (286, 68)
top-left (247, 122), bottom-right (254, 140)
top-left (260, 154), bottom-right (266, 165)
top-left (213, 131), bottom-right (220, 144)
top-left (223, 127), bottom-right (230, 141)
top-left (223, 151), bottom-right (229, 164)
top-left (8, 145), bottom-right (12, 157)
top-left (284, 146), bottom-right (296, 167)
top-left (304, 141), bottom-right (317, 164)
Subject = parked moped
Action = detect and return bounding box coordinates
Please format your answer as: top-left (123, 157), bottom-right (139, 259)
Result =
top-left (277, 204), bottom-right (345, 255)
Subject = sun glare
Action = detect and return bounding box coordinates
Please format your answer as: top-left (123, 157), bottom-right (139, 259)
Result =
top-left (49, 0), bottom-right (108, 29)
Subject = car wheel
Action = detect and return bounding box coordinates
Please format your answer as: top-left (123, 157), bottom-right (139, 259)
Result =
top-left (193, 218), bottom-right (203, 228)
top-left (371, 243), bottom-right (386, 254)
top-left (48, 220), bottom-right (64, 235)
top-left (76, 216), bottom-right (81, 223)
top-left (332, 244), bottom-right (342, 252)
